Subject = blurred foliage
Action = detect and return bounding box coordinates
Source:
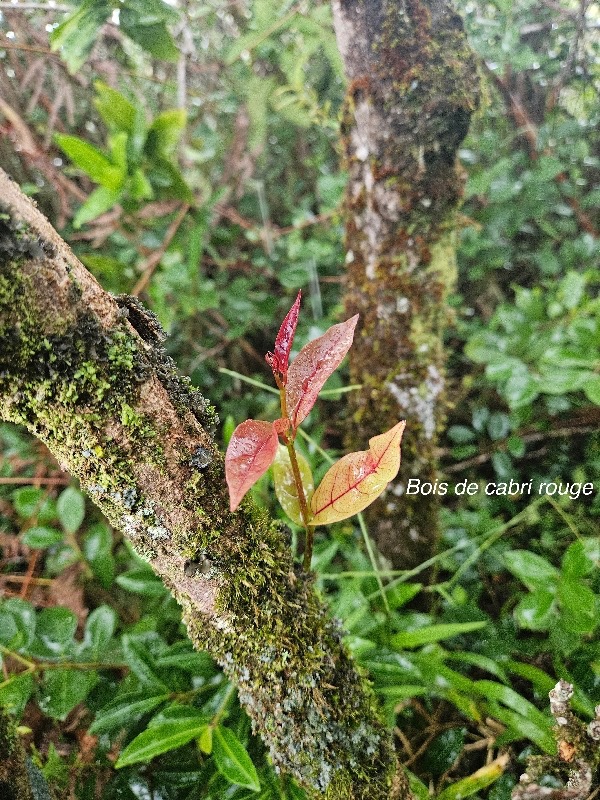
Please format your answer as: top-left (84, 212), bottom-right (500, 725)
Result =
top-left (0, 0), bottom-right (599, 797)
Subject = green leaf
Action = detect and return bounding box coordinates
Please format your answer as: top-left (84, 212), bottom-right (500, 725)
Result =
top-left (128, 169), bottom-right (154, 201)
top-left (503, 550), bottom-right (559, 592)
top-left (122, 636), bottom-right (168, 690)
top-left (213, 726), bottom-right (260, 792)
top-left (36, 607), bottom-right (77, 652)
top-left (443, 652), bottom-right (509, 683)
top-left (50, 0), bottom-right (111, 73)
top-left (272, 445), bottom-right (314, 527)
top-left (491, 704), bottom-right (555, 753)
top-left (21, 526), bottom-right (64, 549)
top-left (83, 605), bottom-right (116, 656)
top-left (506, 661), bottom-right (556, 694)
top-left (0, 611), bottom-right (19, 647)
top-left (421, 728), bottom-right (465, 777)
top-left (386, 583), bottom-right (422, 611)
top-left (116, 568), bottom-right (166, 597)
top-left (146, 110), bottom-right (187, 159)
top-left (120, 4), bottom-right (179, 62)
top-left (2, 599), bottom-right (36, 649)
top-left (406, 770), bottom-right (430, 800)
top-left (513, 591), bottom-right (556, 630)
top-left (38, 669), bottom-right (97, 720)
top-left (155, 645), bottom-right (215, 675)
top-left (73, 186), bottom-right (122, 229)
top-left (82, 524), bottom-right (114, 588)
top-left (472, 681), bottom-right (554, 753)
top-left (0, 672), bottom-right (35, 715)
top-left (583, 375), bottom-right (600, 405)
top-left (89, 691), bottom-right (170, 734)
top-left (558, 578), bottom-right (597, 633)
top-left (93, 82), bottom-right (137, 133)
top-left (503, 367), bottom-right (539, 409)
top-left (54, 135), bottom-right (124, 191)
top-left (391, 621), bottom-right (487, 650)
top-left (448, 425), bottom-right (476, 444)
top-left (56, 487), bottom-right (85, 535)
top-left (12, 486), bottom-right (45, 519)
top-left (115, 715), bottom-right (209, 767)
top-left (437, 755), bottom-right (509, 800)
top-left (562, 538), bottom-right (600, 578)
top-left (198, 725), bottom-right (212, 754)
top-left (148, 158), bottom-right (194, 202)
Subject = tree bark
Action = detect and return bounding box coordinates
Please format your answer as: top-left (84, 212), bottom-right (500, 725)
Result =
top-left (333, 0), bottom-right (480, 569)
top-left (0, 169), bottom-right (412, 800)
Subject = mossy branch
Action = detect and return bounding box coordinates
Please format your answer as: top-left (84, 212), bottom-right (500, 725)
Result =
top-left (0, 169), bottom-right (412, 800)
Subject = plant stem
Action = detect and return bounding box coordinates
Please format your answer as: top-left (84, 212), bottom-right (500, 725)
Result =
top-left (278, 387), bottom-right (313, 571)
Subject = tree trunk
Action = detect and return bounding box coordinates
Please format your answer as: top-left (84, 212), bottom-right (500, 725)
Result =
top-left (332, 0), bottom-right (480, 569)
top-left (0, 169), bottom-right (412, 800)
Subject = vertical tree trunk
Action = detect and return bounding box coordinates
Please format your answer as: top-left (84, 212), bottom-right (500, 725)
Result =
top-left (332, 0), bottom-right (480, 568)
top-left (0, 169), bottom-right (411, 800)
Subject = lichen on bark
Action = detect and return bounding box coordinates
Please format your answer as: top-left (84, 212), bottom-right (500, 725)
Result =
top-left (0, 170), bottom-right (411, 800)
top-left (332, 0), bottom-right (480, 569)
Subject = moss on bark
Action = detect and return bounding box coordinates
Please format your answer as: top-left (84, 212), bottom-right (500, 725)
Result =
top-left (332, 0), bottom-right (480, 569)
top-left (0, 170), bottom-right (411, 799)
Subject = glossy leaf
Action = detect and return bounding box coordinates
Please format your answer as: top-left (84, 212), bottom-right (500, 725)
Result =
top-left (115, 715), bottom-right (209, 768)
top-left (265, 290), bottom-right (301, 382)
top-left (272, 444), bottom-right (314, 526)
top-left (391, 621), bottom-right (487, 650)
top-left (122, 635), bottom-right (168, 690)
top-left (225, 419), bottom-right (280, 511)
top-left (310, 421), bottom-right (405, 525)
top-left (89, 691), bottom-right (170, 735)
top-left (83, 605), bottom-right (117, 656)
top-left (436, 754), bottom-right (509, 800)
top-left (213, 725), bottom-right (260, 792)
top-left (286, 315), bottom-right (358, 429)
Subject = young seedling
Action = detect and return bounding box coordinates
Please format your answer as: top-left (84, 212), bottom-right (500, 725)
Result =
top-left (225, 291), bottom-right (405, 571)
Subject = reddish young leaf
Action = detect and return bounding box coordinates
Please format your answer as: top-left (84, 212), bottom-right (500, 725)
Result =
top-left (225, 419), bottom-right (280, 511)
top-left (285, 315), bottom-right (358, 429)
top-left (265, 290), bottom-right (301, 383)
top-left (309, 421), bottom-right (406, 526)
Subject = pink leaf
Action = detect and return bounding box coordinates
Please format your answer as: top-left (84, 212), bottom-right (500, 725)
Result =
top-left (286, 315), bottom-right (359, 429)
top-left (309, 421), bottom-right (406, 525)
top-left (265, 291), bottom-right (301, 383)
top-left (225, 419), bottom-right (280, 511)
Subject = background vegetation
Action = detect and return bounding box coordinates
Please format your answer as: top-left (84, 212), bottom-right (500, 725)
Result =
top-left (0, 0), bottom-right (598, 798)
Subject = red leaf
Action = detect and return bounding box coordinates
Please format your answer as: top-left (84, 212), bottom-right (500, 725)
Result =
top-left (225, 419), bottom-right (280, 511)
top-left (286, 315), bottom-right (358, 429)
top-left (265, 291), bottom-right (301, 383)
top-left (309, 421), bottom-right (406, 525)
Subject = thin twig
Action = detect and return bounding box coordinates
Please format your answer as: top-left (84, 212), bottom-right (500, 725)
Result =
top-left (131, 204), bottom-right (190, 296)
